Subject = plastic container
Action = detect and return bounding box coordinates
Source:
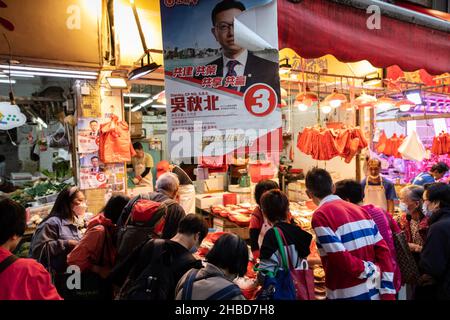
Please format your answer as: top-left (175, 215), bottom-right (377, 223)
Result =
top-left (223, 193), bottom-right (237, 206)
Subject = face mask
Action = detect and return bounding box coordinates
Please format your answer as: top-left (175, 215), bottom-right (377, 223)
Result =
top-left (422, 203), bottom-right (433, 218)
top-left (399, 202), bottom-right (409, 214)
top-left (73, 203), bottom-right (87, 216)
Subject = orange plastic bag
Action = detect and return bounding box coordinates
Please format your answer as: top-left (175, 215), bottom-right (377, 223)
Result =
top-left (99, 116), bottom-right (136, 163)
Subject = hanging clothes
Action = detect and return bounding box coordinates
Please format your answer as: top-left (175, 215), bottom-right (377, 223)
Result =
top-left (99, 115), bottom-right (136, 163)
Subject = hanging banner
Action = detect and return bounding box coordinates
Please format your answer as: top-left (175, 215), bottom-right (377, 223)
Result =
top-left (77, 118), bottom-right (101, 154)
top-left (79, 152), bottom-right (126, 191)
top-left (160, 0), bottom-right (281, 162)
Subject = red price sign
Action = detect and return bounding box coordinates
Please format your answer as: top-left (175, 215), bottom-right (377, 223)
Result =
top-left (244, 84), bottom-right (277, 117)
top-left (96, 173), bottom-right (106, 183)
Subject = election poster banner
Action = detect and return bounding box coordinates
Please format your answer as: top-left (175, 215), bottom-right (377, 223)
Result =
top-left (160, 0), bottom-right (281, 164)
top-left (79, 153), bottom-right (126, 191)
top-left (77, 118), bottom-right (101, 154)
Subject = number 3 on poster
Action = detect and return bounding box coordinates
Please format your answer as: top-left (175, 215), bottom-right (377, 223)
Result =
top-left (244, 84), bottom-right (278, 117)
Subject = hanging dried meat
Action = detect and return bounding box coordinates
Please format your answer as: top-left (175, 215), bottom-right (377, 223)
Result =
top-left (431, 132), bottom-right (450, 155)
top-left (296, 126), bottom-right (367, 162)
top-left (375, 131), bottom-right (405, 158)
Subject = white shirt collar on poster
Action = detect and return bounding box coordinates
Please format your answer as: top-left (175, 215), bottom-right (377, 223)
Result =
top-left (222, 49), bottom-right (248, 78)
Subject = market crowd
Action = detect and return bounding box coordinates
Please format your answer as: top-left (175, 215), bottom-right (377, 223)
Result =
top-left (1, 166), bottom-right (450, 301)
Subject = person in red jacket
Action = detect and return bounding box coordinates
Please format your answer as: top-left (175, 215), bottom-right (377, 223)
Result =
top-left (0, 197), bottom-right (61, 300)
top-left (67, 195), bottom-right (129, 298)
top-left (305, 168), bottom-right (396, 300)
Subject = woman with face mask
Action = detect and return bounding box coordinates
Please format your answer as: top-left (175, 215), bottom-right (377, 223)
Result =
top-left (416, 183), bottom-right (450, 300)
top-left (399, 185), bottom-right (429, 257)
top-left (30, 186), bottom-right (85, 297)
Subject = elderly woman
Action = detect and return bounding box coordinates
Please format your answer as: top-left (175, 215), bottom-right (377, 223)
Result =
top-left (399, 185), bottom-right (429, 256)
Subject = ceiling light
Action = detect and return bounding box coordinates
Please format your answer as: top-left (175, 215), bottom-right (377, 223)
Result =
top-left (124, 103), bottom-right (133, 108)
top-left (11, 74), bottom-right (35, 78)
top-left (140, 98), bottom-right (154, 108)
top-left (0, 74), bottom-right (7, 78)
top-left (321, 105), bottom-right (332, 114)
top-left (355, 92), bottom-right (377, 108)
top-left (124, 93), bottom-right (151, 98)
top-left (295, 87), bottom-right (318, 111)
top-left (0, 79), bottom-right (16, 84)
top-left (128, 61), bottom-right (161, 80)
top-left (324, 89), bottom-right (347, 108)
top-left (396, 99), bottom-right (415, 112)
top-left (0, 65), bottom-right (98, 76)
top-left (405, 90), bottom-right (423, 105)
top-left (131, 105), bottom-right (143, 112)
top-left (375, 96), bottom-right (395, 110)
top-left (295, 101), bottom-right (309, 112)
top-left (151, 104), bottom-right (166, 109)
top-left (106, 77), bottom-right (128, 89)
top-left (4, 70), bottom-right (97, 79)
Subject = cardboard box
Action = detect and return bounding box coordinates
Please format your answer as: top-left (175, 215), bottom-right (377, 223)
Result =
top-left (130, 123), bottom-right (143, 137)
top-left (194, 175), bottom-right (225, 193)
top-left (126, 111), bottom-right (143, 124)
top-left (213, 217), bottom-right (249, 240)
top-left (195, 193), bottom-right (228, 209)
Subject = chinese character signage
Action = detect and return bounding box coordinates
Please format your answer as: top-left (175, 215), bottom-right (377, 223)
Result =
top-left (160, 0), bottom-right (281, 160)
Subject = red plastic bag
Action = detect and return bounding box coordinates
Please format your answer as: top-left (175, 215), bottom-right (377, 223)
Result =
top-left (99, 116), bottom-right (136, 163)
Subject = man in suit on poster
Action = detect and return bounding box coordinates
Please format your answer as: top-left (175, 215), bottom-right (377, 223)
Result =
top-left (208, 0), bottom-right (280, 97)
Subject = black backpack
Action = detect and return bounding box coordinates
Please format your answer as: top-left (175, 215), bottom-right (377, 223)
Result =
top-left (115, 196), bottom-right (176, 265)
top-left (116, 239), bottom-right (199, 300)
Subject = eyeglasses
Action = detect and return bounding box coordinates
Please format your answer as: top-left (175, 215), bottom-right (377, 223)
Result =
top-left (215, 22), bottom-right (234, 32)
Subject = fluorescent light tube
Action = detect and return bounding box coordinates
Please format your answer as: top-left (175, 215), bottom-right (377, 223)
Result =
top-left (0, 65), bottom-right (98, 76)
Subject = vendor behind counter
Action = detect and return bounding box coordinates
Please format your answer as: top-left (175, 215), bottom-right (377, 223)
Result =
top-left (128, 142), bottom-right (154, 191)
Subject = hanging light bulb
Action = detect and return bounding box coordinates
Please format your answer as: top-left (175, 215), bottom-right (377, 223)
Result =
top-left (321, 105), bottom-right (332, 114)
top-left (375, 96), bottom-right (395, 111)
top-left (396, 99), bottom-right (415, 112)
top-left (296, 101), bottom-right (309, 112)
top-left (295, 87), bottom-right (318, 112)
top-left (355, 92), bottom-right (377, 109)
top-left (324, 88), bottom-right (347, 109)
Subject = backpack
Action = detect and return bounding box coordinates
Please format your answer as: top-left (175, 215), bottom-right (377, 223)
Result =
top-left (180, 268), bottom-right (243, 300)
top-left (116, 239), bottom-right (198, 300)
top-left (116, 197), bottom-right (176, 265)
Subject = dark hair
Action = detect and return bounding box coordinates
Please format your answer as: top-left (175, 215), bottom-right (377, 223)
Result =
top-left (90, 120), bottom-right (98, 124)
top-left (305, 168), bottom-right (333, 199)
top-left (211, 0), bottom-right (246, 26)
top-left (177, 214), bottom-right (209, 243)
top-left (91, 156), bottom-right (99, 161)
top-left (424, 183), bottom-right (450, 224)
top-left (425, 183), bottom-right (450, 208)
top-left (254, 180), bottom-right (279, 206)
top-left (133, 142), bottom-right (144, 150)
top-left (0, 197), bottom-right (26, 245)
top-left (0, 155), bottom-right (5, 163)
top-left (102, 195), bottom-right (130, 224)
top-left (431, 162), bottom-right (449, 174)
top-left (260, 190), bottom-right (289, 224)
top-left (334, 179), bottom-right (364, 204)
top-left (206, 233), bottom-right (248, 277)
top-left (45, 186), bottom-right (81, 221)
top-left (161, 210), bottom-right (185, 240)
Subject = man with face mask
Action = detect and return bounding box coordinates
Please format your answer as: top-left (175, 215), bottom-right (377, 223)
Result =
top-left (361, 159), bottom-right (397, 214)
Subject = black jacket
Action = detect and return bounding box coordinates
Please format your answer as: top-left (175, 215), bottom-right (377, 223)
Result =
top-left (419, 209), bottom-right (450, 300)
top-left (205, 52), bottom-right (281, 99)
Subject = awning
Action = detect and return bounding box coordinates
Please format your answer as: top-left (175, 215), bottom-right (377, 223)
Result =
top-left (278, 0), bottom-right (450, 75)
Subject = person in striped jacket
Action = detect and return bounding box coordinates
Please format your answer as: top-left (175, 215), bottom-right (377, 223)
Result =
top-left (305, 168), bottom-right (396, 300)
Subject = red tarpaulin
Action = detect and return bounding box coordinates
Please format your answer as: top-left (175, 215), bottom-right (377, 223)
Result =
top-left (278, 0), bottom-right (450, 75)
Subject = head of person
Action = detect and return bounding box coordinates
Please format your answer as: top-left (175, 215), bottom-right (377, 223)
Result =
top-left (334, 179), bottom-right (364, 205)
top-left (305, 168), bottom-right (334, 205)
top-left (430, 162), bottom-right (449, 180)
top-left (0, 197), bottom-right (26, 251)
top-left (423, 183), bottom-right (450, 219)
top-left (399, 185), bottom-right (424, 217)
top-left (102, 194), bottom-right (130, 224)
top-left (155, 172), bottom-right (180, 199)
top-left (89, 120), bottom-right (98, 132)
top-left (133, 142), bottom-right (144, 158)
top-left (206, 233), bottom-right (248, 279)
top-left (254, 180), bottom-right (279, 207)
top-left (157, 160), bottom-right (171, 179)
top-left (48, 186), bottom-right (86, 221)
top-left (177, 214), bottom-right (209, 251)
top-left (211, 0), bottom-right (246, 58)
top-left (368, 159), bottom-right (382, 179)
top-left (260, 189), bottom-right (289, 224)
top-left (91, 156), bottom-right (99, 168)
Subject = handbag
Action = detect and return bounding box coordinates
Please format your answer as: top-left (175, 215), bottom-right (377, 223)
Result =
top-left (278, 228), bottom-right (315, 300)
top-left (387, 217), bottom-right (420, 284)
top-left (255, 227), bottom-right (296, 300)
